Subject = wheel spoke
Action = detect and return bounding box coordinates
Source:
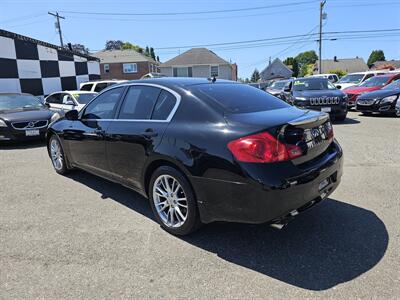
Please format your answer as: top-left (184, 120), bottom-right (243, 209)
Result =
top-left (175, 207), bottom-right (186, 221)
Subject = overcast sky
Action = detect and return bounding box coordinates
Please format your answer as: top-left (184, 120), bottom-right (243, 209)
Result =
top-left (2, 0), bottom-right (400, 78)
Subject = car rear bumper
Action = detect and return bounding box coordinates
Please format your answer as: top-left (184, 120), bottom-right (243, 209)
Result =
top-left (191, 140), bottom-right (343, 224)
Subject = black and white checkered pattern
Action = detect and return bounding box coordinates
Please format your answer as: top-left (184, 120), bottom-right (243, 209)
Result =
top-left (0, 30), bottom-right (100, 98)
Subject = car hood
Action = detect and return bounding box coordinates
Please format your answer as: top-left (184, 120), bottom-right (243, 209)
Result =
top-left (357, 89), bottom-right (400, 99)
top-left (292, 89), bottom-right (345, 98)
top-left (0, 108), bottom-right (53, 122)
top-left (343, 86), bottom-right (381, 95)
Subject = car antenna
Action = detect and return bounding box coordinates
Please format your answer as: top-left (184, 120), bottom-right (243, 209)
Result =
top-left (209, 76), bottom-right (217, 83)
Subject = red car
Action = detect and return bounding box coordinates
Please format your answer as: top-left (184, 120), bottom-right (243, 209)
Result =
top-left (344, 73), bottom-right (400, 108)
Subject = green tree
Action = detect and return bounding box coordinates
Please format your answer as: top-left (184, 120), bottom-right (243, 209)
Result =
top-left (328, 69), bottom-right (347, 78)
top-left (121, 42), bottom-right (144, 53)
top-left (251, 69), bottom-right (260, 82)
top-left (367, 50), bottom-right (385, 67)
top-left (150, 47), bottom-right (156, 60)
top-left (105, 40), bottom-right (123, 50)
top-left (295, 50), bottom-right (318, 66)
top-left (156, 55), bottom-right (160, 62)
top-left (145, 46), bottom-right (150, 56)
top-left (299, 63), bottom-right (314, 77)
top-left (283, 57), bottom-right (299, 77)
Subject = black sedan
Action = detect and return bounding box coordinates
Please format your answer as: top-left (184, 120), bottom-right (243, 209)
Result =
top-left (0, 93), bottom-right (59, 141)
top-left (280, 77), bottom-right (348, 121)
top-left (356, 79), bottom-right (400, 117)
top-left (47, 78), bottom-right (343, 235)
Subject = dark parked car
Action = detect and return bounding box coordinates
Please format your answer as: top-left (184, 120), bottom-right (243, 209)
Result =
top-left (356, 79), bottom-right (400, 117)
top-left (280, 77), bottom-right (348, 121)
top-left (0, 93), bottom-right (58, 141)
top-left (47, 78), bottom-right (343, 235)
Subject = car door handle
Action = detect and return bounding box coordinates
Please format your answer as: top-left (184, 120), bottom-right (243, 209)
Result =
top-left (141, 129), bottom-right (158, 138)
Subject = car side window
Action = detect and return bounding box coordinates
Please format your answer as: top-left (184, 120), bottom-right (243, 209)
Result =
top-left (364, 74), bottom-right (374, 81)
top-left (46, 93), bottom-right (62, 104)
top-left (118, 86), bottom-right (161, 120)
top-left (80, 83), bottom-right (93, 91)
top-left (94, 83), bottom-right (108, 92)
top-left (82, 87), bottom-right (124, 119)
top-left (151, 90), bottom-right (177, 120)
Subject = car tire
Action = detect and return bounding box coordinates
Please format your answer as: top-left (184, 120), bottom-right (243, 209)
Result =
top-left (149, 166), bottom-right (201, 236)
top-left (48, 135), bottom-right (70, 175)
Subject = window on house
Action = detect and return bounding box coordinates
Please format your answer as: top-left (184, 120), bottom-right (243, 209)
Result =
top-left (123, 63), bottom-right (137, 73)
top-left (211, 66), bottom-right (219, 77)
top-left (174, 67), bottom-right (192, 77)
top-left (104, 64), bottom-right (110, 73)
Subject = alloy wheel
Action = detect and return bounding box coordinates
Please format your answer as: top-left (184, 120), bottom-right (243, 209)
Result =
top-left (152, 175), bottom-right (188, 228)
top-left (50, 138), bottom-right (63, 170)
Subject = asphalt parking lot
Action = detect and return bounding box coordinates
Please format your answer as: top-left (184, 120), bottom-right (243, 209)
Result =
top-left (0, 111), bottom-right (399, 299)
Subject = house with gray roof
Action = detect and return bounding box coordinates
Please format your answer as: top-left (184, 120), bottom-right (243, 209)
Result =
top-left (370, 60), bottom-right (400, 70)
top-left (313, 57), bottom-right (368, 74)
top-left (93, 49), bottom-right (160, 80)
top-left (260, 58), bottom-right (293, 81)
top-left (159, 48), bottom-right (237, 81)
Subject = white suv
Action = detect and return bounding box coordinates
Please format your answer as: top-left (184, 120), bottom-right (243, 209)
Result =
top-left (335, 71), bottom-right (386, 90)
top-left (79, 80), bottom-right (126, 93)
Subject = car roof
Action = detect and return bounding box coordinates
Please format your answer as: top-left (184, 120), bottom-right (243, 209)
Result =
top-left (373, 73), bottom-right (400, 78)
top-left (65, 90), bottom-right (97, 94)
top-left (81, 80), bottom-right (126, 84)
top-left (118, 77), bottom-right (237, 88)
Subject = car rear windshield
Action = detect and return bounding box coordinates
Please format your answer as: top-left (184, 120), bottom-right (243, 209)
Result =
top-left (360, 76), bottom-right (390, 87)
top-left (0, 94), bottom-right (44, 111)
top-left (190, 83), bottom-right (289, 114)
top-left (72, 93), bottom-right (97, 104)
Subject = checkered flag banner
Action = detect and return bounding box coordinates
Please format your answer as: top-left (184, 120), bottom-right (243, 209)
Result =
top-left (0, 29), bottom-right (101, 98)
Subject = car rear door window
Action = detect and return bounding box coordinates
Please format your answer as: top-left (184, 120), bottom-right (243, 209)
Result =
top-left (82, 87), bottom-right (124, 119)
top-left (151, 90), bottom-right (177, 120)
top-left (80, 83), bottom-right (93, 91)
top-left (118, 86), bottom-right (161, 120)
top-left (191, 83), bottom-right (289, 114)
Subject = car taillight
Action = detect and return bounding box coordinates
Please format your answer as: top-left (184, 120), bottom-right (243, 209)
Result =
top-left (227, 132), bottom-right (303, 163)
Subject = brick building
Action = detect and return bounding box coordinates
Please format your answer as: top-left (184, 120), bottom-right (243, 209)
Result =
top-left (93, 50), bottom-right (160, 80)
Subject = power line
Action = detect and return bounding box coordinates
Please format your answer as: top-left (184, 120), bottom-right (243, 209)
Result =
top-left (152, 28), bottom-right (400, 50)
top-left (59, 0), bottom-right (318, 16)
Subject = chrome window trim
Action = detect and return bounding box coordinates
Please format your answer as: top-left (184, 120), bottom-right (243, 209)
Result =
top-left (80, 83), bottom-right (181, 123)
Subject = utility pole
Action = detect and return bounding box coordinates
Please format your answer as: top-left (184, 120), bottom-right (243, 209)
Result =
top-left (48, 11), bottom-right (65, 47)
top-left (318, 0), bottom-right (326, 74)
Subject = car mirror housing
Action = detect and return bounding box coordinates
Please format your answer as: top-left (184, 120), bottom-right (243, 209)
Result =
top-left (336, 85), bottom-right (342, 90)
top-left (65, 109), bottom-right (79, 120)
top-left (283, 86), bottom-right (291, 92)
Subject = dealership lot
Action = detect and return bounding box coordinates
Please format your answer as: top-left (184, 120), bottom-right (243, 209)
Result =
top-left (0, 111), bottom-right (399, 299)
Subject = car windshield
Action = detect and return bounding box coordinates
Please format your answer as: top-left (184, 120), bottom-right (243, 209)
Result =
top-left (190, 83), bottom-right (289, 114)
top-left (360, 76), bottom-right (390, 87)
top-left (382, 79), bottom-right (400, 90)
top-left (72, 93), bottom-right (97, 104)
top-left (292, 79), bottom-right (336, 91)
top-left (269, 81), bottom-right (288, 89)
top-left (337, 74), bottom-right (364, 83)
top-left (0, 94), bottom-right (44, 111)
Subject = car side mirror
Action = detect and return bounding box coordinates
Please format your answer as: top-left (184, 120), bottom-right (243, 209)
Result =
top-left (44, 102), bottom-right (50, 107)
top-left (336, 85), bottom-right (342, 90)
top-left (65, 109), bottom-right (79, 120)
